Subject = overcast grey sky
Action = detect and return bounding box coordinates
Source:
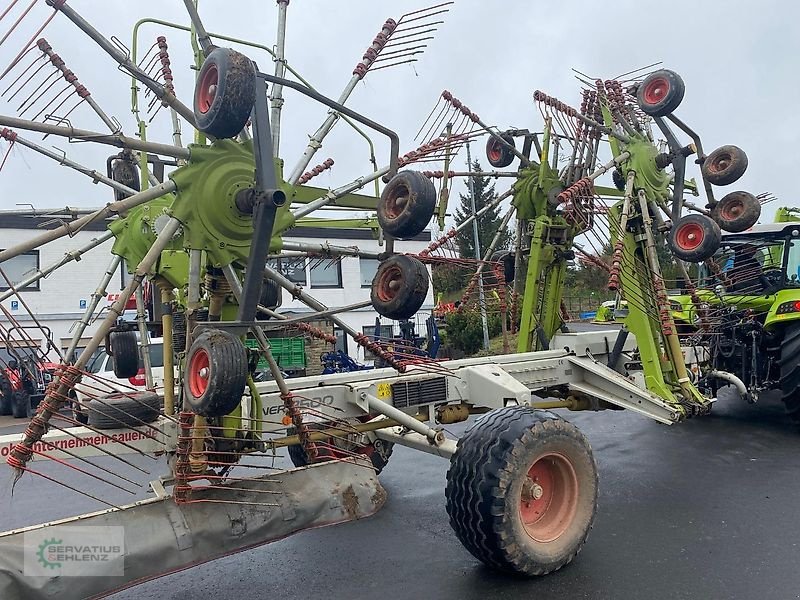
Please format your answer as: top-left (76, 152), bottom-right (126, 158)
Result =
top-left (0, 0), bottom-right (797, 225)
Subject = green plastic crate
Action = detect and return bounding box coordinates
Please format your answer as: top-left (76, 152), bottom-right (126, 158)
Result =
top-left (246, 337), bottom-right (306, 370)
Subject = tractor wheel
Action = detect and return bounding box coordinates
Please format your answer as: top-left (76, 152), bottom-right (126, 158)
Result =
top-left (377, 171), bottom-right (436, 240)
top-left (12, 391), bottom-right (30, 419)
top-left (779, 323), bottom-right (800, 425)
top-left (109, 330), bottom-right (139, 379)
top-left (701, 145), bottom-right (748, 186)
top-left (287, 422), bottom-right (394, 474)
top-left (636, 69), bottom-right (685, 117)
top-left (370, 255), bottom-right (429, 320)
top-left (193, 48), bottom-right (257, 139)
top-left (184, 328), bottom-right (248, 417)
top-left (486, 133), bottom-right (516, 168)
top-left (668, 214), bottom-right (721, 262)
top-left (0, 372), bottom-right (12, 416)
top-left (445, 407), bottom-right (598, 576)
top-left (87, 391), bottom-right (160, 430)
top-left (711, 191), bottom-right (761, 233)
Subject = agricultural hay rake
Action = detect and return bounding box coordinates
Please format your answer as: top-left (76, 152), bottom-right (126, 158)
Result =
top-left (0, 1), bottom-right (776, 598)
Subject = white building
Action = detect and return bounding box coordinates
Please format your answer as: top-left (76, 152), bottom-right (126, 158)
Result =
top-left (0, 210), bottom-right (434, 365)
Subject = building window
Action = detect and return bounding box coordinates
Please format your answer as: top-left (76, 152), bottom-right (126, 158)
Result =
top-left (334, 327), bottom-right (348, 354)
top-left (310, 260), bottom-right (342, 288)
top-left (362, 324), bottom-right (394, 359)
top-left (0, 251), bottom-right (39, 291)
top-left (359, 258), bottom-right (379, 288)
top-left (269, 257), bottom-right (307, 285)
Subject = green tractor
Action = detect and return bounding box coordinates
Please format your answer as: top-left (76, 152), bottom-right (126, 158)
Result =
top-left (670, 207), bottom-right (800, 422)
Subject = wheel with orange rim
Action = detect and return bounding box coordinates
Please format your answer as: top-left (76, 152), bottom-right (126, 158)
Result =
top-left (668, 214), bottom-right (721, 262)
top-left (193, 47), bottom-right (256, 139)
top-left (377, 171), bottom-right (436, 240)
top-left (485, 132), bottom-right (515, 168)
top-left (445, 407), bottom-right (598, 576)
top-left (636, 69), bottom-right (685, 117)
top-left (711, 190), bottom-right (761, 232)
top-left (702, 145), bottom-right (748, 186)
top-left (370, 254), bottom-right (429, 320)
top-left (184, 328), bottom-right (248, 417)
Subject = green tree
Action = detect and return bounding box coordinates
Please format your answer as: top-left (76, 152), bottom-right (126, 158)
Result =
top-left (454, 160), bottom-right (511, 259)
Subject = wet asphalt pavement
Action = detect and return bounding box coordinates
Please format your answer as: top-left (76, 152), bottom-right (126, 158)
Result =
top-left (2, 391), bottom-right (800, 599)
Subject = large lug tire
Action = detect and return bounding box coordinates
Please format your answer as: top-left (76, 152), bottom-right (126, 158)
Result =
top-left (446, 407), bottom-right (598, 576)
top-left (109, 330), bottom-right (139, 379)
top-left (636, 69), bottom-right (685, 117)
top-left (370, 254), bottom-right (429, 320)
top-left (711, 191), bottom-right (761, 233)
top-left (184, 328), bottom-right (248, 417)
top-left (287, 423), bottom-right (393, 474)
top-left (486, 133), bottom-right (516, 168)
top-left (0, 372), bottom-right (12, 416)
top-left (701, 145), bottom-right (748, 186)
top-left (668, 214), bottom-right (721, 262)
top-left (779, 323), bottom-right (800, 425)
top-left (12, 390), bottom-right (30, 419)
top-left (193, 48), bottom-right (257, 139)
top-left (87, 391), bottom-right (160, 430)
top-left (377, 171), bottom-right (436, 240)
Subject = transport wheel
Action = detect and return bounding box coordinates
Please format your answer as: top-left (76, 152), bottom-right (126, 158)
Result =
top-left (184, 328), bottom-right (248, 417)
top-left (711, 191), bottom-right (761, 233)
top-left (377, 171), bottom-right (436, 239)
top-left (779, 323), bottom-right (800, 425)
top-left (701, 145), bottom-right (748, 186)
top-left (193, 47), bottom-right (257, 139)
top-left (87, 391), bottom-right (160, 430)
top-left (12, 391), bottom-right (30, 418)
top-left (109, 330), bottom-right (139, 379)
top-left (256, 278), bottom-right (281, 320)
top-left (486, 132), bottom-right (516, 168)
top-left (445, 406), bottom-right (598, 576)
top-left (370, 254), bottom-right (429, 320)
top-left (111, 154), bottom-right (140, 201)
top-left (287, 422), bottom-right (394, 474)
top-left (0, 372), bottom-right (12, 416)
top-left (668, 214), bottom-right (721, 262)
top-left (636, 69), bottom-right (685, 117)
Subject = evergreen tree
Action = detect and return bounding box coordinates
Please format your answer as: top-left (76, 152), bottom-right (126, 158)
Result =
top-left (454, 160), bottom-right (511, 258)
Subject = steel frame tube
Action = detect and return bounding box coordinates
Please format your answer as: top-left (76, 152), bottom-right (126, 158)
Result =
top-left (374, 426), bottom-right (456, 459)
top-left (280, 240), bottom-right (380, 259)
top-left (362, 392), bottom-right (442, 444)
top-left (0, 179), bottom-right (176, 263)
top-left (0, 114), bottom-right (190, 158)
top-left (135, 286), bottom-right (154, 390)
top-left (291, 167), bottom-right (388, 219)
top-left (270, 0), bottom-right (289, 155)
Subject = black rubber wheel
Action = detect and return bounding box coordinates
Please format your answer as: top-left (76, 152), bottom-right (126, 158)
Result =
top-left (111, 155), bottom-right (140, 201)
top-left (256, 278), bottom-right (281, 320)
top-left (87, 391), bottom-right (160, 430)
top-left (193, 47), bottom-right (257, 139)
top-left (780, 323), bottom-right (800, 425)
top-left (109, 330), bottom-right (139, 379)
top-left (701, 145), bottom-right (748, 186)
top-left (370, 255), bottom-right (429, 320)
top-left (445, 407), bottom-right (598, 576)
top-left (184, 328), bottom-right (248, 417)
top-left (172, 310), bottom-right (187, 353)
top-left (0, 372), bottom-right (12, 416)
top-left (287, 423), bottom-right (393, 474)
top-left (711, 191), bottom-right (761, 233)
top-left (668, 214), bottom-right (721, 262)
top-left (377, 171), bottom-right (436, 240)
top-left (12, 390), bottom-right (29, 419)
top-left (486, 133), bottom-right (516, 168)
top-left (636, 69), bottom-right (685, 117)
